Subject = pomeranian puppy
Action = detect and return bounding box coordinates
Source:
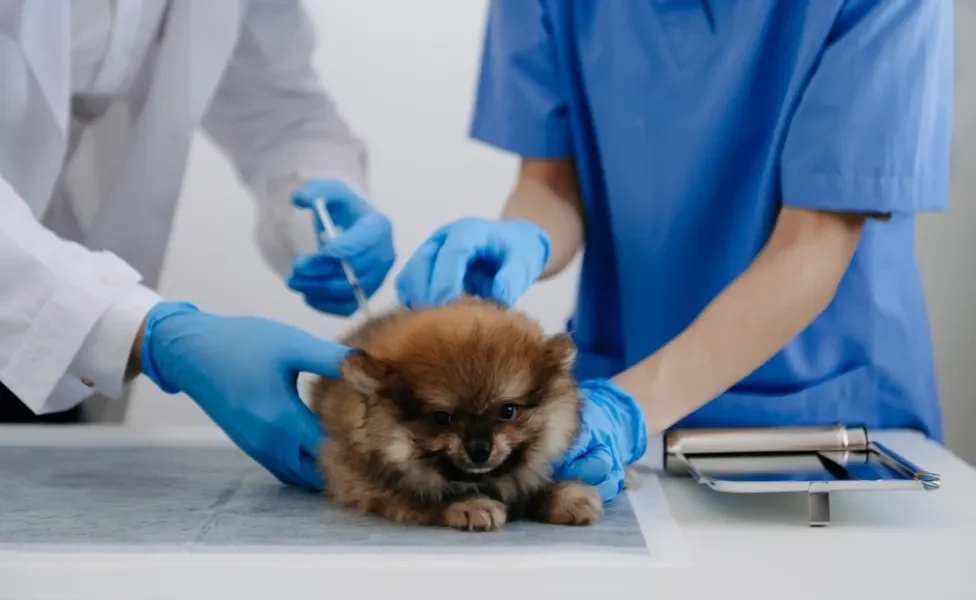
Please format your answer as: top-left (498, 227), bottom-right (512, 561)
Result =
top-left (309, 296), bottom-right (602, 532)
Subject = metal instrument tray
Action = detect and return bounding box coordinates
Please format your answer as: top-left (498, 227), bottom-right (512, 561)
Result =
top-left (663, 425), bottom-right (941, 526)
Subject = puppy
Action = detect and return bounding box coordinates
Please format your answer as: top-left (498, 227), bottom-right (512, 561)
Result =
top-left (309, 296), bottom-right (602, 532)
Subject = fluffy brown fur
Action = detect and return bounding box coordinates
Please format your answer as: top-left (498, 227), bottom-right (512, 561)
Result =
top-left (309, 296), bottom-right (602, 532)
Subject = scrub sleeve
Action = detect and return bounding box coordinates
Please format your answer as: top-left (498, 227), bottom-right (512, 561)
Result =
top-left (469, 0), bottom-right (573, 159)
top-left (779, 0), bottom-right (952, 216)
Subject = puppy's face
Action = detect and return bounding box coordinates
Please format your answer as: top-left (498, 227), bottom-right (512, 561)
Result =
top-left (339, 305), bottom-right (580, 484)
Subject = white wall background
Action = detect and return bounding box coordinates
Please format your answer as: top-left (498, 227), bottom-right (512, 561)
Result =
top-left (127, 0), bottom-right (976, 466)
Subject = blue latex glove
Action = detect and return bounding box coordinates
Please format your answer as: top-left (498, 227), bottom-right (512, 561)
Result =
top-left (395, 217), bottom-right (550, 309)
top-left (288, 178), bottom-right (395, 316)
top-left (554, 379), bottom-right (649, 503)
top-left (140, 301), bottom-right (350, 490)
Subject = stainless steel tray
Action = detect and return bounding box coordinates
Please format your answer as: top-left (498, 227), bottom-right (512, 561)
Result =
top-left (662, 425), bottom-right (942, 526)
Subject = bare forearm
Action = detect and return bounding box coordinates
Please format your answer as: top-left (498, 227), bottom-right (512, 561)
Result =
top-left (613, 208), bottom-right (866, 433)
top-left (501, 159), bottom-right (584, 279)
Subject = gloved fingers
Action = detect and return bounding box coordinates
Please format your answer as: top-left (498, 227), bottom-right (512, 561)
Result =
top-left (316, 212), bottom-right (394, 261)
top-left (577, 379), bottom-right (650, 464)
top-left (486, 224), bottom-right (548, 306)
top-left (296, 449), bottom-right (325, 490)
top-left (279, 440), bottom-right (324, 491)
top-left (290, 231), bottom-right (393, 281)
top-left (274, 412), bottom-right (325, 491)
top-left (291, 249), bottom-right (385, 277)
top-left (288, 253), bottom-right (391, 299)
top-left (271, 445), bottom-right (323, 491)
top-left (292, 398), bottom-right (328, 459)
top-left (289, 277), bottom-right (385, 316)
top-left (257, 453), bottom-right (306, 489)
top-left (594, 472), bottom-right (626, 504)
top-left (290, 272), bottom-right (389, 307)
top-left (285, 335), bottom-right (353, 379)
top-left (462, 263), bottom-right (498, 300)
top-left (394, 237), bottom-right (442, 309)
top-left (252, 404), bottom-right (325, 491)
top-left (488, 256), bottom-right (537, 307)
top-left (303, 296), bottom-right (363, 317)
top-left (555, 443), bottom-right (615, 486)
top-left (427, 235), bottom-right (489, 307)
top-left (290, 254), bottom-right (341, 280)
top-left (555, 445), bottom-right (625, 504)
top-left (224, 427), bottom-right (305, 489)
top-left (559, 425), bottom-right (593, 464)
top-left (296, 290), bottom-right (376, 317)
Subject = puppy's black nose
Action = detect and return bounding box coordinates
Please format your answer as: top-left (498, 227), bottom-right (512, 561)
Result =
top-left (465, 439), bottom-right (492, 464)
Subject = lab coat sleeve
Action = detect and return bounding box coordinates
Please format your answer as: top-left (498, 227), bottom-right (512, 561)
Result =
top-left (201, 0), bottom-right (370, 278)
top-left (780, 0), bottom-right (953, 215)
top-left (468, 0), bottom-right (573, 158)
top-left (0, 177), bottom-right (162, 415)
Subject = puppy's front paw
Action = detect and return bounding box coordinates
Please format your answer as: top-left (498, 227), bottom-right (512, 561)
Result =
top-left (442, 497), bottom-right (507, 532)
top-left (543, 481), bottom-right (603, 526)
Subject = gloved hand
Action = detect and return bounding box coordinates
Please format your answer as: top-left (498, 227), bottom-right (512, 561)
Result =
top-left (288, 178), bottom-right (395, 316)
top-left (554, 379), bottom-right (648, 503)
top-left (140, 301), bottom-right (350, 490)
top-left (395, 217), bottom-right (550, 309)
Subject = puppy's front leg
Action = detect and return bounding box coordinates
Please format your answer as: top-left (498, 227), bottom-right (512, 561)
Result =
top-left (441, 496), bottom-right (507, 532)
top-left (529, 481), bottom-right (603, 526)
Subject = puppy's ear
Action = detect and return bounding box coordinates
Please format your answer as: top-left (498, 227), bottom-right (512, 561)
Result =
top-left (339, 349), bottom-right (396, 396)
top-left (543, 333), bottom-right (577, 370)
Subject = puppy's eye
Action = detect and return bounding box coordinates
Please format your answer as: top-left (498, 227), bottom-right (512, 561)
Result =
top-left (432, 411), bottom-right (453, 427)
top-left (497, 404), bottom-right (517, 421)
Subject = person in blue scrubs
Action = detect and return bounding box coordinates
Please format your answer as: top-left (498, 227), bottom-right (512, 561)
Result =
top-left (394, 0), bottom-right (953, 502)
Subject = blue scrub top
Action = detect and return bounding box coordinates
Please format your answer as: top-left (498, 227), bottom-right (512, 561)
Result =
top-left (469, 0), bottom-right (953, 440)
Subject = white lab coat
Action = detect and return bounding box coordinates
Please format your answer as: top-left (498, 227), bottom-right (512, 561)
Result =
top-left (0, 0), bottom-right (369, 416)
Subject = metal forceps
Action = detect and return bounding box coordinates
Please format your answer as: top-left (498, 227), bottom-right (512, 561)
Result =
top-left (312, 197), bottom-right (372, 319)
